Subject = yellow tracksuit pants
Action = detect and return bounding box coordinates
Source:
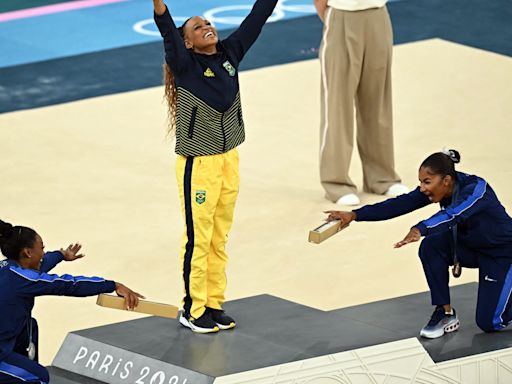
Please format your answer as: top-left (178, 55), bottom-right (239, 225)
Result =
top-left (176, 148), bottom-right (239, 319)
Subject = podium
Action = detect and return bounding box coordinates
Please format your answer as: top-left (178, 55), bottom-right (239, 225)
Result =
top-left (49, 283), bottom-right (512, 384)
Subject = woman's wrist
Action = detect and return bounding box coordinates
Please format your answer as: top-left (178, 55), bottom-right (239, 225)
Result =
top-left (153, 0), bottom-right (166, 16)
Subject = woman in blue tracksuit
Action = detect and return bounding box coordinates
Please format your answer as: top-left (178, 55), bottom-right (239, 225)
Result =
top-left (325, 150), bottom-right (512, 339)
top-left (0, 219), bottom-right (143, 383)
top-left (152, 0), bottom-right (278, 333)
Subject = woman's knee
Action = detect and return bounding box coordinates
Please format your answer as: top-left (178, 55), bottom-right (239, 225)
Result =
top-left (26, 362), bottom-right (49, 383)
top-left (31, 364), bottom-right (49, 383)
top-left (419, 233), bottom-right (453, 263)
top-left (419, 236), bottom-right (441, 261)
top-left (39, 368), bottom-right (50, 383)
top-left (475, 312), bottom-right (500, 333)
top-left (0, 361), bottom-right (48, 384)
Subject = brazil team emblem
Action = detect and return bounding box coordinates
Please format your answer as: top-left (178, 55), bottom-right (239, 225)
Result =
top-left (195, 190), bottom-right (206, 204)
top-left (223, 60), bottom-right (236, 77)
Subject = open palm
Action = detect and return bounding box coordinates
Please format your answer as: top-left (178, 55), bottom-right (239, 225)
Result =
top-left (61, 243), bottom-right (85, 261)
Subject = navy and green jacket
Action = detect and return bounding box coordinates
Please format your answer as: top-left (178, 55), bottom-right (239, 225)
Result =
top-left (354, 172), bottom-right (512, 259)
top-left (154, 0), bottom-right (278, 157)
top-left (0, 251), bottom-right (115, 360)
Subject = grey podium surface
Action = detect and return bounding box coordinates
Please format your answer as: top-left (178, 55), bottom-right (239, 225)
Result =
top-left (50, 283), bottom-right (512, 383)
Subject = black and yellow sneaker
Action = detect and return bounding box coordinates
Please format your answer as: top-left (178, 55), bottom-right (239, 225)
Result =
top-left (207, 308), bottom-right (236, 330)
top-left (179, 310), bottom-right (219, 334)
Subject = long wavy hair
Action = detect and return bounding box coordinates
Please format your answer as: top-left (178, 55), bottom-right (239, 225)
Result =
top-left (163, 62), bottom-right (177, 137)
top-left (162, 21), bottom-right (190, 137)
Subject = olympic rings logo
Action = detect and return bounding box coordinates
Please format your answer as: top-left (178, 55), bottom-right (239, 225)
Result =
top-left (133, 0), bottom-right (316, 37)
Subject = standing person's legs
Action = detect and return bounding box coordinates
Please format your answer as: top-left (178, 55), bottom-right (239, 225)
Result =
top-left (474, 256), bottom-right (512, 332)
top-left (355, 6), bottom-right (401, 194)
top-left (319, 8), bottom-right (362, 202)
top-left (176, 154), bottom-right (223, 324)
top-left (207, 149), bottom-right (239, 309)
top-left (0, 352), bottom-right (48, 384)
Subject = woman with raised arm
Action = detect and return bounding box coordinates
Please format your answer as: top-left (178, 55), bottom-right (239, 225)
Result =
top-left (152, 0), bottom-right (278, 333)
top-left (0, 219), bottom-right (143, 384)
top-left (325, 150), bottom-right (512, 339)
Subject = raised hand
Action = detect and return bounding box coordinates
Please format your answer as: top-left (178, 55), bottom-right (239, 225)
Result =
top-left (153, 0), bottom-right (166, 16)
top-left (60, 243), bottom-right (85, 261)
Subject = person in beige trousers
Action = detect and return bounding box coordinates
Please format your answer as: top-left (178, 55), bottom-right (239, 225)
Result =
top-left (314, 0), bottom-right (408, 205)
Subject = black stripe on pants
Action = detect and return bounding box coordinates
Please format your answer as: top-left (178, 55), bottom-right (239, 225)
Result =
top-left (183, 157), bottom-right (194, 317)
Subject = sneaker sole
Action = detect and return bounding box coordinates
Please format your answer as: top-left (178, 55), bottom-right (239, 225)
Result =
top-left (179, 314), bottom-right (219, 334)
top-left (216, 322), bottom-right (236, 330)
top-left (420, 319), bottom-right (460, 339)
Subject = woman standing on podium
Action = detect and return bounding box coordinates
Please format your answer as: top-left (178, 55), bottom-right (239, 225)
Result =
top-left (152, 0), bottom-right (278, 333)
top-left (0, 219), bottom-right (142, 384)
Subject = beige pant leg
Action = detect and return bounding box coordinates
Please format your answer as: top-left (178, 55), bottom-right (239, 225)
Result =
top-left (319, 8), bottom-right (362, 202)
top-left (355, 6), bottom-right (401, 194)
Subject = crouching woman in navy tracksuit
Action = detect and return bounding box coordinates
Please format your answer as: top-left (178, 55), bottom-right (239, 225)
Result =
top-left (325, 150), bottom-right (512, 339)
top-left (0, 220), bottom-right (143, 384)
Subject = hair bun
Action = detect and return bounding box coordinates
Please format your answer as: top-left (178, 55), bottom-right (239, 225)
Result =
top-left (442, 148), bottom-right (461, 164)
top-left (0, 220), bottom-right (14, 240)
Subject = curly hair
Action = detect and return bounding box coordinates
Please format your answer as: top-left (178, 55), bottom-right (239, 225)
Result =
top-left (163, 62), bottom-right (177, 137)
top-left (162, 21), bottom-right (191, 138)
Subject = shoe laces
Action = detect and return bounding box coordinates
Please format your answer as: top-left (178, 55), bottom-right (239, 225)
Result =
top-left (428, 306), bottom-right (449, 326)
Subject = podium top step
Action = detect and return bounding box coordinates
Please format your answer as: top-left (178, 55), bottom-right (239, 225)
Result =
top-left (52, 283), bottom-right (512, 384)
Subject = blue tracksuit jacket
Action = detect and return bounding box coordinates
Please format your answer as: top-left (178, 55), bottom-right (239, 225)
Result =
top-left (0, 251), bottom-right (115, 360)
top-left (354, 171), bottom-right (512, 259)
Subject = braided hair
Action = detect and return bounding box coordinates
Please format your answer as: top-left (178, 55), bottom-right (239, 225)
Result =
top-left (420, 149), bottom-right (461, 178)
top-left (0, 220), bottom-right (37, 261)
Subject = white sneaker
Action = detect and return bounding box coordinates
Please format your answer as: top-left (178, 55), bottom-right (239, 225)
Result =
top-left (420, 306), bottom-right (460, 339)
top-left (336, 193), bottom-right (360, 206)
top-left (385, 183), bottom-right (409, 197)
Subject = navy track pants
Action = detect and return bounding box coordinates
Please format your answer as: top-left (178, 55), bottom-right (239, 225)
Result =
top-left (0, 319), bottom-right (48, 384)
top-left (419, 232), bottom-right (512, 332)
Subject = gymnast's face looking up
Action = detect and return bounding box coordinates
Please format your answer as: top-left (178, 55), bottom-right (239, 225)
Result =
top-left (182, 16), bottom-right (219, 54)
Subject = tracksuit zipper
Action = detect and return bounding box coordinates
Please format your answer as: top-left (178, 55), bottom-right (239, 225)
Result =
top-left (188, 107), bottom-right (198, 138)
top-left (221, 112), bottom-right (226, 152)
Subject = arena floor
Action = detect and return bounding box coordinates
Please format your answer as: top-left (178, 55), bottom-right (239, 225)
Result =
top-left (1, 0), bottom-right (511, 373)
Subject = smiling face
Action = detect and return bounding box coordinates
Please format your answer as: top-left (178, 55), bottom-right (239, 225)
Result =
top-left (182, 16), bottom-right (218, 54)
top-left (21, 234), bottom-right (45, 271)
top-left (418, 166), bottom-right (454, 203)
